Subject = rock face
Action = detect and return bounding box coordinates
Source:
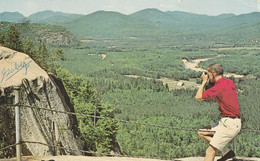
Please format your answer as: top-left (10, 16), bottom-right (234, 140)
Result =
top-left (0, 46), bottom-right (83, 156)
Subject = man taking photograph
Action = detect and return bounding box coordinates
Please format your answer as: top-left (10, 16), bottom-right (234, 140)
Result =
top-left (195, 63), bottom-right (241, 161)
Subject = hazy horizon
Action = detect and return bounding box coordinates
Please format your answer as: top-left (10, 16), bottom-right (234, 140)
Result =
top-left (1, 8), bottom-right (260, 18)
top-left (0, 0), bottom-right (259, 17)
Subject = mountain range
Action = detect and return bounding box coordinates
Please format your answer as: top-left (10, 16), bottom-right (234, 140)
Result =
top-left (61, 8), bottom-right (260, 43)
top-left (0, 10), bottom-right (83, 24)
top-left (0, 9), bottom-right (259, 44)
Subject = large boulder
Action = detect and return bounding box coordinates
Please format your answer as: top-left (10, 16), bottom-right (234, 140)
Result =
top-left (0, 46), bottom-right (83, 156)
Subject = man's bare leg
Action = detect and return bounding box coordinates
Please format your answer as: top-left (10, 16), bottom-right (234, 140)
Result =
top-left (204, 145), bottom-right (219, 161)
top-left (198, 131), bottom-right (214, 142)
top-left (198, 129), bottom-right (232, 157)
top-left (198, 125), bottom-right (214, 142)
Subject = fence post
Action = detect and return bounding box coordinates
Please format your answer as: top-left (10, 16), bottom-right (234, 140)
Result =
top-left (54, 122), bottom-right (60, 155)
top-left (233, 136), bottom-right (237, 159)
top-left (94, 105), bottom-right (96, 127)
top-left (14, 86), bottom-right (21, 161)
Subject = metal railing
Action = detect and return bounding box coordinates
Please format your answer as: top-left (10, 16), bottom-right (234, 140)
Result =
top-left (0, 87), bottom-right (259, 161)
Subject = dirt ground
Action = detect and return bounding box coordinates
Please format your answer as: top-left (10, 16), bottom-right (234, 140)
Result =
top-left (1, 156), bottom-right (260, 161)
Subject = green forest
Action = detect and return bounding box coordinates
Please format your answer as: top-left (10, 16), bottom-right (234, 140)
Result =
top-left (0, 9), bottom-right (260, 160)
top-left (58, 41), bottom-right (260, 158)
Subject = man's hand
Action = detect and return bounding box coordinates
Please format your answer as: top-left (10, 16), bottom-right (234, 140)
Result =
top-left (195, 72), bottom-right (208, 101)
top-left (201, 72), bottom-right (208, 83)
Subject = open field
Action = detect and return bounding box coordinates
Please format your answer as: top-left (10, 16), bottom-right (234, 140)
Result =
top-left (125, 75), bottom-right (198, 90)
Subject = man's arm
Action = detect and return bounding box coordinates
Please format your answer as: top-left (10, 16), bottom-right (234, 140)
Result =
top-left (195, 72), bottom-right (208, 101)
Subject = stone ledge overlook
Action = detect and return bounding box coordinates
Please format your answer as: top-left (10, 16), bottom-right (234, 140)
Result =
top-left (0, 46), bottom-right (82, 156)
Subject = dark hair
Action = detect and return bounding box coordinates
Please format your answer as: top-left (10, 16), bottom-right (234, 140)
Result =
top-left (208, 63), bottom-right (224, 76)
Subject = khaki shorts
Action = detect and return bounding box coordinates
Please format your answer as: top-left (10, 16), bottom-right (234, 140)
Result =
top-left (200, 117), bottom-right (241, 151)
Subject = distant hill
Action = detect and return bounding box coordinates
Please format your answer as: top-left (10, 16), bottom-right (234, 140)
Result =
top-left (0, 10), bottom-right (84, 24)
top-left (62, 10), bottom-right (160, 39)
top-left (130, 8), bottom-right (167, 24)
top-left (130, 9), bottom-right (216, 27)
top-left (130, 9), bottom-right (259, 29)
top-left (1, 9), bottom-right (259, 45)
top-left (60, 9), bottom-right (260, 45)
top-left (225, 12), bottom-right (260, 24)
top-left (0, 12), bottom-right (25, 23)
top-left (216, 13), bottom-right (236, 19)
top-left (28, 10), bottom-right (84, 24)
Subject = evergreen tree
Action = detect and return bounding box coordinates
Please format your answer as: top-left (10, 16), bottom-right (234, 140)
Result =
top-left (56, 67), bottom-right (118, 154)
top-left (38, 40), bottom-right (50, 70)
top-left (22, 38), bottom-right (36, 58)
top-left (49, 48), bottom-right (65, 73)
top-left (4, 25), bottom-right (23, 52)
top-left (0, 34), bottom-right (6, 45)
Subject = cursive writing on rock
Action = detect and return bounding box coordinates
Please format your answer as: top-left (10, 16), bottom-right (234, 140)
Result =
top-left (0, 60), bottom-right (33, 83)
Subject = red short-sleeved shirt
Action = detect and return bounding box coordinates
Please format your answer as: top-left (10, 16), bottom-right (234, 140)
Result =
top-left (202, 77), bottom-right (240, 117)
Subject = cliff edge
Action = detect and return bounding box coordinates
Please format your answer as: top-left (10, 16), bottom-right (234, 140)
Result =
top-left (0, 46), bottom-right (83, 156)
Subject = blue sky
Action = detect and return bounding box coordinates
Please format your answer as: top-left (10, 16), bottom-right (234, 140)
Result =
top-left (0, 0), bottom-right (259, 16)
